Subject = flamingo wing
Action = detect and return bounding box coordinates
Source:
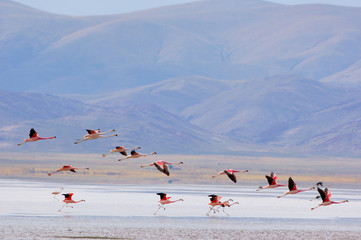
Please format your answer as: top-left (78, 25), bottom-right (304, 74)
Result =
top-left (130, 150), bottom-right (137, 156)
top-left (63, 193), bottom-right (73, 200)
top-left (288, 177), bottom-right (296, 191)
top-left (70, 169), bottom-right (76, 173)
top-left (208, 195), bottom-right (218, 202)
top-left (157, 193), bottom-right (167, 200)
top-left (154, 161), bottom-right (170, 176)
top-left (86, 129), bottom-right (96, 134)
top-left (317, 187), bottom-right (326, 202)
top-left (120, 151), bottom-right (127, 156)
top-left (225, 170), bottom-right (237, 183)
top-left (325, 188), bottom-right (331, 201)
top-left (265, 175), bottom-right (274, 185)
top-left (29, 128), bottom-right (38, 138)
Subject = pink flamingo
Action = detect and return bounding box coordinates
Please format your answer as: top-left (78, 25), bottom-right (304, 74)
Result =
top-left (212, 169), bottom-right (248, 183)
top-left (58, 193), bottom-right (85, 212)
top-left (207, 195), bottom-right (222, 216)
top-left (17, 128), bottom-right (56, 146)
top-left (51, 187), bottom-right (64, 200)
top-left (74, 129), bottom-right (117, 144)
top-left (154, 193), bottom-right (183, 215)
top-left (48, 165), bottom-right (89, 176)
top-left (118, 150), bottom-right (157, 161)
top-left (102, 146), bottom-right (141, 157)
top-left (311, 187), bottom-right (348, 210)
top-left (257, 172), bottom-right (286, 191)
top-left (277, 177), bottom-right (314, 198)
top-left (206, 195), bottom-right (238, 216)
top-left (140, 160), bottom-right (183, 176)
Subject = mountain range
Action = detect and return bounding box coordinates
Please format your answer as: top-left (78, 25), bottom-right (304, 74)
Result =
top-left (1, 0), bottom-right (361, 156)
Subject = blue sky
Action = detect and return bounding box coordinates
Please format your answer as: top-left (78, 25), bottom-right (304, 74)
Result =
top-left (13, 0), bottom-right (361, 16)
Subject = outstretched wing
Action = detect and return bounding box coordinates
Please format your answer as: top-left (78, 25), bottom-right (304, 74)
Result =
top-left (154, 161), bottom-right (170, 176)
top-left (62, 193), bottom-right (72, 200)
top-left (288, 177), bottom-right (296, 191)
top-left (325, 188), bottom-right (331, 201)
top-left (317, 187), bottom-right (326, 202)
top-left (29, 128), bottom-right (37, 138)
top-left (265, 175), bottom-right (274, 185)
top-left (225, 170), bottom-right (237, 183)
top-left (120, 151), bottom-right (127, 156)
top-left (157, 193), bottom-right (167, 200)
top-left (86, 129), bottom-right (96, 134)
top-left (208, 195), bottom-right (218, 202)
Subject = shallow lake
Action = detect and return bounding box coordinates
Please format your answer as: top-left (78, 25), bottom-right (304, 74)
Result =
top-left (1, 178), bottom-right (360, 239)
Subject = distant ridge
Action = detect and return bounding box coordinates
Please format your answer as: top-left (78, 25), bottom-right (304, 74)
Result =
top-left (2, 0), bottom-right (361, 156)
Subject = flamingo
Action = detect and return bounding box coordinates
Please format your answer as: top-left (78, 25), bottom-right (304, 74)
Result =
top-left (206, 195), bottom-right (237, 216)
top-left (48, 165), bottom-right (89, 176)
top-left (212, 169), bottom-right (248, 183)
top-left (140, 160), bottom-right (183, 176)
top-left (311, 187), bottom-right (348, 210)
top-left (17, 128), bottom-right (56, 146)
top-left (118, 150), bottom-right (157, 161)
top-left (277, 177), bottom-right (314, 198)
top-left (58, 193), bottom-right (85, 212)
top-left (153, 193), bottom-right (183, 215)
top-left (51, 187), bottom-right (64, 200)
top-left (206, 195), bottom-right (222, 216)
top-left (257, 172), bottom-right (286, 191)
top-left (74, 129), bottom-right (117, 144)
top-left (102, 146), bottom-right (141, 157)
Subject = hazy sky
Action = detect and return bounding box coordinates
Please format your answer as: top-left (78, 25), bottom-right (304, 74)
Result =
top-left (13, 0), bottom-right (361, 16)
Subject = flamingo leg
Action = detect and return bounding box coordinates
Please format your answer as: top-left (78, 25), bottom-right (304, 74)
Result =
top-left (102, 152), bottom-right (112, 157)
top-left (207, 206), bottom-right (218, 216)
top-left (206, 207), bottom-right (214, 216)
top-left (154, 204), bottom-right (165, 215)
top-left (277, 193), bottom-right (288, 198)
top-left (311, 204), bottom-right (321, 210)
top-left (58, 203), bottom-right (67, 212)
top-left (74, 138), bottom-right (90, 144)
top-left (222, 208), bottom-right (229, 216)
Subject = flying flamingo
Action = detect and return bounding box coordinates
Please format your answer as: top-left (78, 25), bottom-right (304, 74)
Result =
top-left (277, 177), bottom-right (314, 198)
top-left (153, 193), bottom-right (183, 215)
top-left (17, 128), bottom-right (56, 146)
top-left (118, 150), bottom-right (157, 161)
top-left (58, 193), bottom-right (85, 212)
top-left (102, 146), bottom-right (141, 157)
top-left (309, 182), bottom-right (331, 201)
top-left (311, 187), bottom-right (348, 210)
top-left (48, 165), bottom-right (89, 176)
top-left (74, 129), bottom-right (117, 144)
top-left (257, 172), bottom-right (286, 191)
top-left (206, 195), bottom-right (238, 216)
top-left (212, 169), bottom-right (248, 183)
top-left (140, 160), bottom-right (183, 176)
top-left (206, 195), bottom-right (222, 216)
top-left (51, 187), bottom-right (64, 200)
